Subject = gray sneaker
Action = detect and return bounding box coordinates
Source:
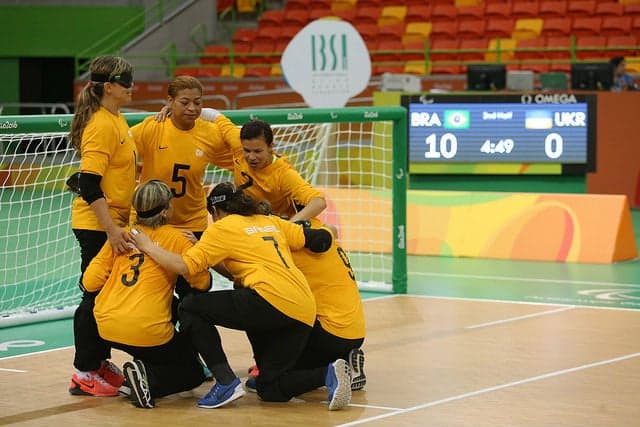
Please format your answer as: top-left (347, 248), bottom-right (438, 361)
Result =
top-left (325, 359), bottom-right (352, 410)
top-left (348, 348), bottom-right (366, 391)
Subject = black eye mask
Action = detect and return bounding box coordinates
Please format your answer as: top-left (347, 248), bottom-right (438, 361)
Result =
top-left (90, 72), bottom-right (134, 88)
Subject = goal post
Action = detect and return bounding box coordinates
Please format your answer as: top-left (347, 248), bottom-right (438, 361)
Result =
top-left (0, 106), bottom-right (407, 327)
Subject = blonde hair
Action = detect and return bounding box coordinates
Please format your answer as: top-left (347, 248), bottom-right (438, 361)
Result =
top-left (69, 55), bottom-right (133, 151)
top-left (168, 75), bottom-right (203, 98)
top-left (132, 180), bottom-right (172, 228)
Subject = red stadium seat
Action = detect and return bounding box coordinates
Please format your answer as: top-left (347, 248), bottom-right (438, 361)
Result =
top-left (571, 17), bottom-right (602, 38)
top-left (430, 21), bottom-right (457, 40)
top-left (541, 18), bottom-right (572, 38)
top-left (354, 6), bottom-right (382, 26)
top-left (601, 16), bottom-right (633, 37)
top-left (485, 18), bottom-right (515, 39)
top-left (430, 4), bottom-right (458, 22)
top-left (607, 35), bottom-right (638, 58)
top-left (539, 0), bottom-right (568, 19)
top-left (511, 2), bottom-right (540, 19)
top-left (575, 36), bottom-right (608, 60)
top-left (567, 0), bottom-right (596, 17)
top-left (485, 2), bottom-right (512, 19)
top-left (430, 39), bottom-right (460, 62)
top-left (457, 19), bottom-right (487, 40)
top-left (405, 5), bottom-right (432, 24)
top-left (456, 5), bottom-right (484, 21)
top-left (458, 38), bottom-right (488, 62)
top-left (258, 10), bottom-right (285, 30)
top-left (595, 2), bottom-right (624, 18)
top-left (200, 45), bottom-right (228, 65)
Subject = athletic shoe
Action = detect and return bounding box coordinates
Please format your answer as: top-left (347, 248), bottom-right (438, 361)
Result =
top-left (348, 348), bottom-right (366, 391)
top-left (68, 371), bottom-right (119, 397)
top-left (123, 360), bottom-right (155, 409)
top-left (97, 360), bottom-right (125, 388)
top-left (247, 364), bottom-right (260, 377)
top-left (244, 376), bottom-right (257, 393)
top-left (197, 377), bottom-right (246, 409)
top-left (325, 359), bottom-right (352, 411)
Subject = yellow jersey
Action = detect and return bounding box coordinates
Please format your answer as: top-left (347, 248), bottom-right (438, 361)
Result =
top-left (182, 214), bottom-right (316, 327)
top-left (84, 225), bottom-right (211, 347)
top-left (71, 107), bottom-right (137, 230)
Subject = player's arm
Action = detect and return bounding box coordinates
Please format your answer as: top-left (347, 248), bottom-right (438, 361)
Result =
top-left (130, 228), bottom-right (190, 275)
top-left (82, 241), bottom-right (114, 292)
top-left (277, 217), bottom-right (333, 253)
top-left (280, 169), bottom-right (327, 222)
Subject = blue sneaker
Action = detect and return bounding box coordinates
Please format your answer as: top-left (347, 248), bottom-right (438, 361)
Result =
top-left (325, 359), bottom-right (351, 411)
top-left (198, 377), bottom-right (245, 409)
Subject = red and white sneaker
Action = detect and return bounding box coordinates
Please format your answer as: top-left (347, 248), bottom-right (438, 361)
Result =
top-left (97, 360), bottom-right (125, 388)
top-left (69, 371), bottom-right (119, 397)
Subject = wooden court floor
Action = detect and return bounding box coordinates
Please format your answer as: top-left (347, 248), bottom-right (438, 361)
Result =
top-left (1, 294), bottom-right (640, 427)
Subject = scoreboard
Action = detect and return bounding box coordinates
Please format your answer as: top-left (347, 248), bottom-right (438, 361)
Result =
top-left (401, 94), bottom-right (597, 175)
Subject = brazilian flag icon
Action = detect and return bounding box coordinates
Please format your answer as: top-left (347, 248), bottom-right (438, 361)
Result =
top-left (443, 110), bottom-right (470, 129)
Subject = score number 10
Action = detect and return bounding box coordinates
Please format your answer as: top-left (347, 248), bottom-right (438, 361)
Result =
top-left (423, 132), bottom-right (565, 160)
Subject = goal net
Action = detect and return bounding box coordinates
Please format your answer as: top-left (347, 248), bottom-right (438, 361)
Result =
top-left (0, 107), bottom-right (407, 327)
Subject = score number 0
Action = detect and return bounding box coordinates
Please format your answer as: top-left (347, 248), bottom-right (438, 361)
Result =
top-left (425, 132), bottom-right (565, 160)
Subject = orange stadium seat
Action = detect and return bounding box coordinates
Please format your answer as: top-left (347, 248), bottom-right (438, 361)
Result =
top-left (601, 16), bottom-right (633, 37)
top-left (232, 28), bottom-right (257, 45)
top-left (354, 22), bottom-right (379, 43)
top-left (485, 18), bottom-right (515, 39)
top-left (430, 21), bottom-right (458, 40)
top-left (515, 37), bottom-right (546, 61)
top-left (430, 4), bottom-right (458, 22)
top-left (457, 19), bottom-right (487, 40)
top-left (258, 10), bottom-right (285, 30)
top-left (539, 0), bottom-right (568, 19)
top-left (333, 8), bottom-right (356, 22)
top-left (246, 40), bottom-right (276, 64)
top-left (485, 2), bottom-right (513, 19)
top-left (429, 39), bottom-right (459, 62)
top-left (378, 23), bottom-right (405, 42)
top-left (430, 63), bottom-right (464, 75)
top-left (458, 38), bottom-right (488, 62)
top-left (354, 6), bottom-right (382, 26)
top-left (200, 45), bottom-right (228, 65)
top-left (545, 36), bottom-right (573, 60)
top-left (255, 25), bottom-right (281, 43)
top-left (595, 2), bottom-right (624, 17)
top-left (456, 4), bottom-right (484, 20)
top-left (309, 7), bottom-right (332, 20)
top-left (357, 0), bottom-right (383, 7)
top-left (606, 35), bottom-right (638, 58)
top-left (624, 3), bottom-right (640, 18)
top-left (405, 5), bottom-right (432, 23)
top-left (575, 36), bottom-right (608, 60)
top-left (377, 5), bottom-right (407, 26)
top-left (244, 66), bottom-right (271, 77)
top-left (331, 0), bottom-right (357, 13)
top-left (372, 39), bottom-right (404, 66)
top-left (567, 0), bottom-right (596, 17)
top-left (401, 40), bottom-right (427, 62)
top-left (511, 1), bottom-right (540, 19)
top-left (283, 9), bottom-right (310, 28)
top-left (541, 17), bottom-right (572, 37)
top-left (571, 17), bottom-right (602, 37)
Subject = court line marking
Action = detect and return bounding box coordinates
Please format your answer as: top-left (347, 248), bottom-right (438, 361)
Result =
top-left (411, 271), bottom-right (640, 288)
top-left (338, 351), bottom-right (640, 427)
top-left (465, 306), bottom-right (576, 329)
top-left (0, 367), bottom-right (27, 373)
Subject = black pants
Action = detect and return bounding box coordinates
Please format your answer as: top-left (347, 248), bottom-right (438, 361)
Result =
top-left (172, 231), bottom-right (203, 324)
top-left (295, 320), bottom-right (364, 370)
top-left (106, 331), bottom-right (205, 398)
top-left (179, 288), bottom-right (326, 402)
top-left (72, 229), bottom-right (111, 372)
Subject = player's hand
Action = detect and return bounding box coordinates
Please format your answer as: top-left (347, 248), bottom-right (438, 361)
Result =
top-left (200, 108), bottom-right (220, 122)
top-left (181, 229), bottom-right (197, 244)
top-left (107, 226), bottom-right (131, 255)
top-left (154, 105), bottom-right (171, 122)
top-left (129, 228), bottom-right (153, 252)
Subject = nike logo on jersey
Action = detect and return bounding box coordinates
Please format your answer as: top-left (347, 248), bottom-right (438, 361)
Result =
top-left (120, 139), bottom-right (125, 145)
top-left (159, 146), bottom-right (168, 150)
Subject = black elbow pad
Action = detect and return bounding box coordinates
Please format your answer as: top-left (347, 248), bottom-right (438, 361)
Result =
top-left (79, 172), bottom-right (104, 204)
top-left (303, 227), bottom-right (332, 253)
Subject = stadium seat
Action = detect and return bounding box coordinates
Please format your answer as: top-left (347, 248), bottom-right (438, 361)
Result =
top-left (633, 16), bottom-right (640, 34)
top-left (333, 8), bottom-right (356, 22)
top-left (595, 2), bottom-right (624, 17)
top-left (539, 0), bottom-right (568, 19)
top-left (624, 3), bottom-right (640, 18)
top-left (355, 0), bottom-right (382, 8)
top-left (354, 23), bottom-right (379, 43)
top-left (485, 38), bottom-right (517, 62)
top-left (430, 39), bottom-right (460, 62)
top-left (377, 5), bottom-right (407, 26)
top-left (514, 37), bottom-right (546, 61)
top-left (545, 36), bottom-right (573, 60)
top-left (485, 18), bottom-right (515, 39)
top-left (430, 21), bottom-right (458, 40)
top-left (372, 39), bottom-right (404, 67)
top-left (286, 0), bottom-right (321, 12)
top-left (354, 6), bottom-right (382, 26)
top-left (402, 22), bottom-right (431, 45)
top-left (567, 0), bottom-right (596, 17)
top-left (430, 4), bottom-right (458, 22)
top-left (456, 4), bottom-right (484, 21)
top-left (575, 36), bottom-right (608, 60)
top-left (401, 40), bottom-right (428, 62)
top-left (255, 25), bottom-right (281, 43)
top-left (331, 0), bottom-right (357, 13)
top-left (220, 63), bottom-right (246, 78)
top-left (601, 16), bottom-right (633, 37)
top-left (378, 23), bottom-right (405, 43)
top-left (200, 45), bottom-right (228, 65)
top-left (485, 2), bottom-right (513, 19)
top-left (405, 5), bottom-right (432, 24)
top-left (458, 38), bottom-right (488, 62)
top-left (403, 60), bottom-right (428, 75)
top-left (270, 63), bottom-right (282, 76)
top-left (310, 7), bottom-right (332, 20)
top-left (541, 17), bottom-right (572, 37)
top-left (431, 63), bottom-right (463, 75)
top-left (244, 66), bottom-right (272, 77)
top-left (258, 10), bottom-right (285, 30)
top-left (278, 25), bottom-right (303, 44)
top-left (511, 18), bottom-right (543, 40)
top-left (246, 40), bottom-right (276, 64)
top-left (606, 35), bottom-right (638, 58)
top-left (571, 17), bottom-right (602, 37)
top-left (283, 9), bottom-right (310, 28)
top-left (511, 1), bottom-right (540, 19)
top-left (232, 28), bottom-right (257, 45)
top-left (457, 19), bottom-right (487, 40)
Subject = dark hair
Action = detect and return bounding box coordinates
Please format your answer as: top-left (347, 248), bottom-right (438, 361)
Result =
top-left (610, 56), bottom-right (625, 67)
top-left (207, 175), bottom-right (257, 216)
top-left (240, 119), bottom-right (274, 146)
top-left (168, 75), bottom-right (203, 98)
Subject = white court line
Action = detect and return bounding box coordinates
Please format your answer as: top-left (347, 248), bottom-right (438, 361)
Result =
top-left (411, 271), bottom-right (640, 288)
top-left (465, 306), bottom-right (576, 329)
top-left (0, 367), bottom-right (27, 373)
top-left (0, 345), bottom-right (73, 361)
top-left (338, 351), bottom-right (640, 427)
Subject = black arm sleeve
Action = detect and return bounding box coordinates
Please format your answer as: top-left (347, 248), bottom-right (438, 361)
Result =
top-left (79, 172), bottom-right (105, 204)
top-left (303, 227), bottom-right (332, 253)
